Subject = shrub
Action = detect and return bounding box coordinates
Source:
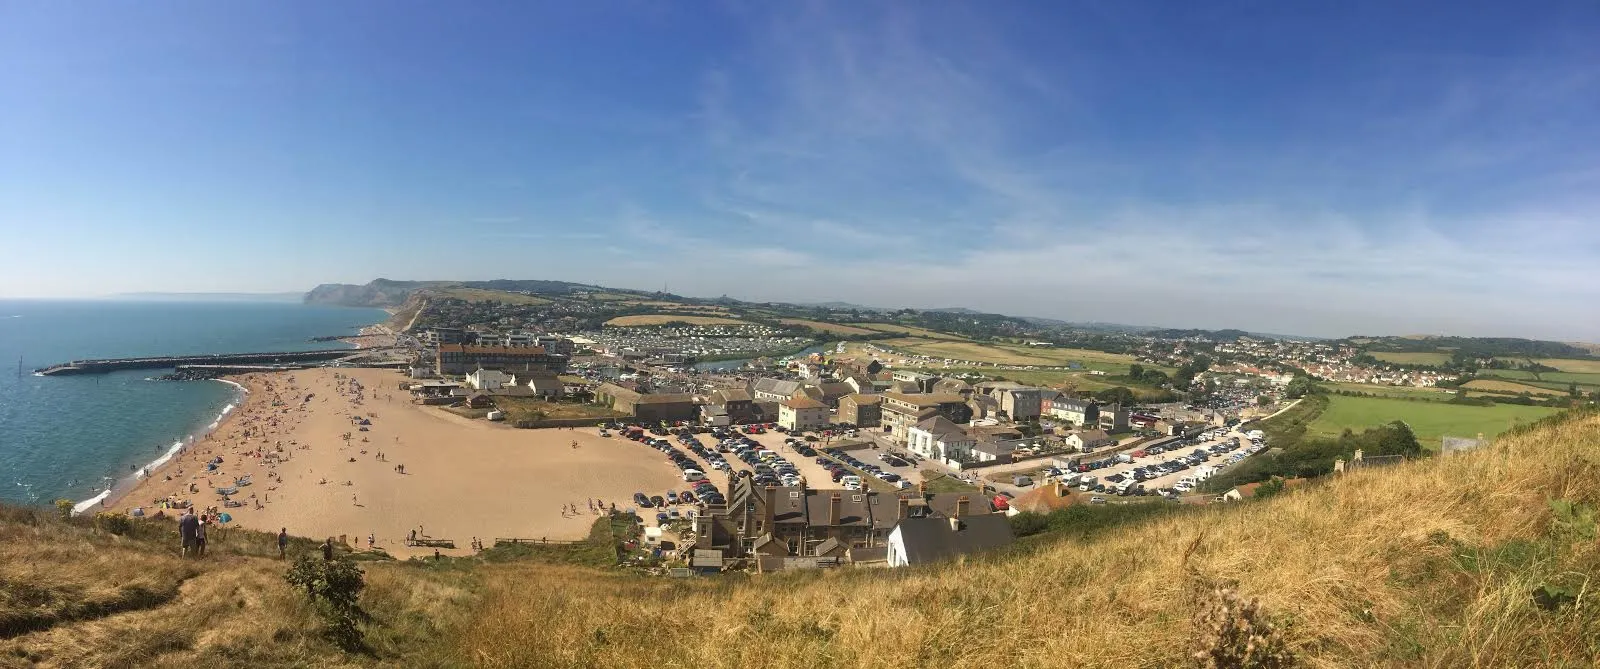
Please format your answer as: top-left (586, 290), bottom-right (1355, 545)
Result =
top-left (1009, 512), bottom-right (1049, 537)
top-left (53, 499), bottom-right (74, 520)
top-left (284, 556), bottom-right (367, 651)
top-left (1191, 587), bottom-right (1295, 668)
top-left (95, 512), bottom-right (133, 535)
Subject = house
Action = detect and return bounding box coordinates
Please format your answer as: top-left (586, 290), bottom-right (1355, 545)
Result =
top-left (519, 374), bottom-right (564, 400)
top-left (881, 392), bottom-right (973, 442)
top-left (885, 513), bottom-right (1014, 567)
top-left (706, 388), bottom-right (758, 424)
top-left (837, 394), bottom-right (883, 428)
top-left (465, 369), bottom-right (510, 391)
top-left (593, 383), bottom-right (698, 422)
top-left (464, 392), bottom-right (495, 409)
top-left (1065, 429), bottom-right (1116, 452)
top-left (778, 396), bottom-right (830, 432)
top-left (967, 394), bottom-right (1000, 421)
top-left (906, 417), bottom-right (979, 466)
top-left (1221, 478), bottom-right (1305, 501)
top-left (841, 373), bottom-right (876, 395)
top-left (749, 378), bottom-right (806, 403)
top-left (1048, 397), bottom-right (1099, 426)
top-left (811, 382), bottom-right (855, 408)
top-left (997, 386), bottom-right (1047, 421)
top-left (436, 344), bottom-right (568, 376)
top-left (970, 439), bottom-right (1015, 465)
top-left (1098, 403), bottom-right (1129, 431)
top-left (933, 378), bottom-right (973, 397)
top-left (692, 479), bottom-right (1001, 565)
top-left (890, 370), bottom-right (940, 393)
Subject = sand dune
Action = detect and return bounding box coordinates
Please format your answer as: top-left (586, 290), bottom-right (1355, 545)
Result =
top-left (119, 368), bottom-right (679, 557)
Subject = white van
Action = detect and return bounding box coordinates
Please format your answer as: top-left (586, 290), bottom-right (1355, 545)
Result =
top-left (682, 469), bottom-right (706, 482)
top-left (841, 475), bottom-right (863, 491)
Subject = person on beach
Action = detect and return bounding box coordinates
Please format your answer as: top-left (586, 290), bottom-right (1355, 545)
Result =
top-left (195, 514), bottom-right (208, 557)
top-left (368, 532), bottom-right (375, 550)
top-left (179, 508), bottom-right (200, 557)
top-left (278, 528), bottom-right (288, 558)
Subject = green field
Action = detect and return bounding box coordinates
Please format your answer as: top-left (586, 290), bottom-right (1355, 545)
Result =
top-left (1307, 395), bottom-right (1558, 447)
top-left (1477, 369), bottom-right (1600, 387)
top-left (1327, 382), bottom-right (1455, 401)
top-left (1370, 351), bottom-right (1452, 366)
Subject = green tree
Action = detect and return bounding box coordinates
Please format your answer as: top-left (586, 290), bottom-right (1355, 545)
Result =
top-left (1257, 395), bottom-right (1272, 407)
top-left (1095, 387), bottom-right (1138, 406)
top-left (1570, 382), bottom-right (1581, 398)
top-left (285, 556), bottom-right (368, 651)
top-left (1254, 477), bottom-right (1286, 499)
top-left (1128, 364), bottom-right (1145, 382)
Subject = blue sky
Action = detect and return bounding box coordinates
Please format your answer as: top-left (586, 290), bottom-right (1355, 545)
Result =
top-left (1, 2), bottom-right (1597, 340)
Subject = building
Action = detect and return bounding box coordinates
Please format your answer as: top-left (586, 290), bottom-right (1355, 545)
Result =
top-left (997, 386), bottom-right (1047, 421)
top-left (1005, 483), bottom-right (1080, 516)
top-left (933, 378), bottom-right (973, 397)
top-left (890, 370), bottom-right (940, 393)
top-left (465, 368), bottom-right (510, 391)
top-left (692, 479), bottom-right (998, 563)
top-left (749, 378), bottom-right (806, 403)
top-left (779, 396), bottom-right (830, 432)
top-left (436, 344), bottom-right (568, 376)
top-left (517, 373), bottom-right (564, 399)
top-left (534, 335), bottom-right (576, 356)
top-left (885, 513), bottom-right (1014, 568)
top-left (837, 394), bottom-right (883, 428)
top-left (1098, 403), bottom-right (1129, 431)
top-left (1065, 429), bottom-right (1116, 452)
top-left (811, 382), bottom-right (855, 408)
top-left (906, 416), bottom-right (979, 466)
top-left (1049, 397), bottom-right (1099, 427)
top-left (593, 383), bottom-right (698, 422)
top-left (419, 327), bottom-right (471, 346)
top-left (705, 388), bottom-right (758, 425)
top-left (881, 392), bottom-right (973, 442)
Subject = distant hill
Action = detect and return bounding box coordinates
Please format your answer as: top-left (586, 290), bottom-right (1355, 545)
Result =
top-left (303, 279), bottom-right (604, 308)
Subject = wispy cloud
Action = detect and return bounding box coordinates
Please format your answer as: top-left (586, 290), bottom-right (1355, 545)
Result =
top-left (667, 3), bottom-right (1600, 338)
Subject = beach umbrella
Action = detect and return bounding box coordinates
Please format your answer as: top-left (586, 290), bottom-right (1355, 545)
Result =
top-left (218, 512), bottom-right (232, 523)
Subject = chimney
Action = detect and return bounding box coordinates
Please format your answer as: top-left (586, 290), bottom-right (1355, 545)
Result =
top-left (897, 495), bottom-right (910, 520)
top-left (1353, 449), bottom-right (1364, 462)
top-left (764, 486), bottom-right (776, 530)
top-left (948, 517), bottom-right (963, 532)
top-left (1055, 482), bottom-right (1067, 498)
top-left (918, 480), bottom-right (927, 497)
top-left (955, 495), bottom-right (969, 518)
top-left (828, 493), bottom-right (841, 527)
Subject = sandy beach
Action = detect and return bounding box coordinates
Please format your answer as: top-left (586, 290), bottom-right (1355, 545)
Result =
top-left (117, 367), bottom-right (679, 557)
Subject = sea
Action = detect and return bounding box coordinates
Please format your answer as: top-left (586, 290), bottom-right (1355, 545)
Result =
top-left (0, 300), bottom-right (385, 510)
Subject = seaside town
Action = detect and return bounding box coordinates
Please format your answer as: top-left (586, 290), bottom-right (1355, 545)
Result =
top-left (74, 281), bottom-right (1509, 574)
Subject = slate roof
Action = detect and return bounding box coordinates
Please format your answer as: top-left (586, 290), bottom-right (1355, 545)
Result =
top-left (892, 515), bottom-right (1014, 565)
top-left (914, 416), bottom-right (969, 439)
top-left (782, 396), bottom-right (828, 410)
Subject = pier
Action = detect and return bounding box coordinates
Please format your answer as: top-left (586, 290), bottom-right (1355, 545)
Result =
top-left (35, 349), bottom-right (364, 376)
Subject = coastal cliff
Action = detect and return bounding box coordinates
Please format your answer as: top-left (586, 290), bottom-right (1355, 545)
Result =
top-left (302, 279), bottom-right (445, 308)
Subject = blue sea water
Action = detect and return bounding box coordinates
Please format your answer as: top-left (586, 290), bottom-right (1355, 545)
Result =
top-left (0, 300), bottom-right (385, 507)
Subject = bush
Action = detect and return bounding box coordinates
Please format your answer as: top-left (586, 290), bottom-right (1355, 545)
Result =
top-left (1191, 587), bottom-right (1295, 668)
top-left (284, 556), bottom-right (367, 651)
top-left (1009, 512), bottom-right (1049, 537)
top-left (95, 512), bottom-right (133, 535)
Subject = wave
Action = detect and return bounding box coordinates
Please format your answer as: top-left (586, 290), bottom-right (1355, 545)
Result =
top-left (73, 378), bottom-right (251, 514)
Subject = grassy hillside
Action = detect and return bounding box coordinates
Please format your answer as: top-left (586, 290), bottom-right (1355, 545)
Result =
top-left (6, 410), bottom-right (1600, 667)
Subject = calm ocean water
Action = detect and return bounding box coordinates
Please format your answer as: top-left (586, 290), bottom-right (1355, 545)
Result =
top-left (0, 300), bottom-right (385, 507)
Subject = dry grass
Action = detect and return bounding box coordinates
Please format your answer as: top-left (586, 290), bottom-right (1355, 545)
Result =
top-left (884, 338), bottom-right (1142, 369)
top-left (6, 411), bottom-right (1600, 667)
top-left (1370, 351), bottom-right (1453, 366)
top-left (777, 319), bottom-right (878, 335)
top-left (1535, 358), bottom-right (1600, 374)
top-left (844, 323), bottom-right (970, 340)
top-left (1462, 378), bottom-right (1564, 396)
top-left (604, 314), bottom-right (750, 327)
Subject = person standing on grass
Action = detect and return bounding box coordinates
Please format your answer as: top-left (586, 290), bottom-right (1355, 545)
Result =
top-left (321, 537), bottom-right (334, 561)
top-left (278, 528), bottom-right (288, 558)
top-left (195, 514), bottom-right (209, 557)
top-left (179, 508), bottom-right (200, 557)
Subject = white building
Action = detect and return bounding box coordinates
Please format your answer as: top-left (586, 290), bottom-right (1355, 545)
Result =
top-left (778, 396), bottom-right (829, 432)
top-left (907, 417), bottom-right (978, 467)
top-left (465, 369), bottom-right (510, 391)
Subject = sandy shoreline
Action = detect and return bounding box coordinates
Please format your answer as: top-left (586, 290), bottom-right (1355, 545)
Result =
top-left (114, 367), bottom-right (680, 557)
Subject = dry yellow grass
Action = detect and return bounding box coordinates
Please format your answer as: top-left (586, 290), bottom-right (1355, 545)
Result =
top-left (6, 410), bottom-right (1600, 667)
top-left (844, 323), bottom-right (970, 340)
top-left (883, 337), bottom-right (1142, 368)
top-left (1463, 378), bottom-right (1564, 396)
top-left (604, 314), bottom-right (750, 327)
top-left (777, 319), bottom-right (878, 335)
top-left (436, 287), bottom-right (551, 305)
top-left (1535, 357), bottom-right (1600, 374)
